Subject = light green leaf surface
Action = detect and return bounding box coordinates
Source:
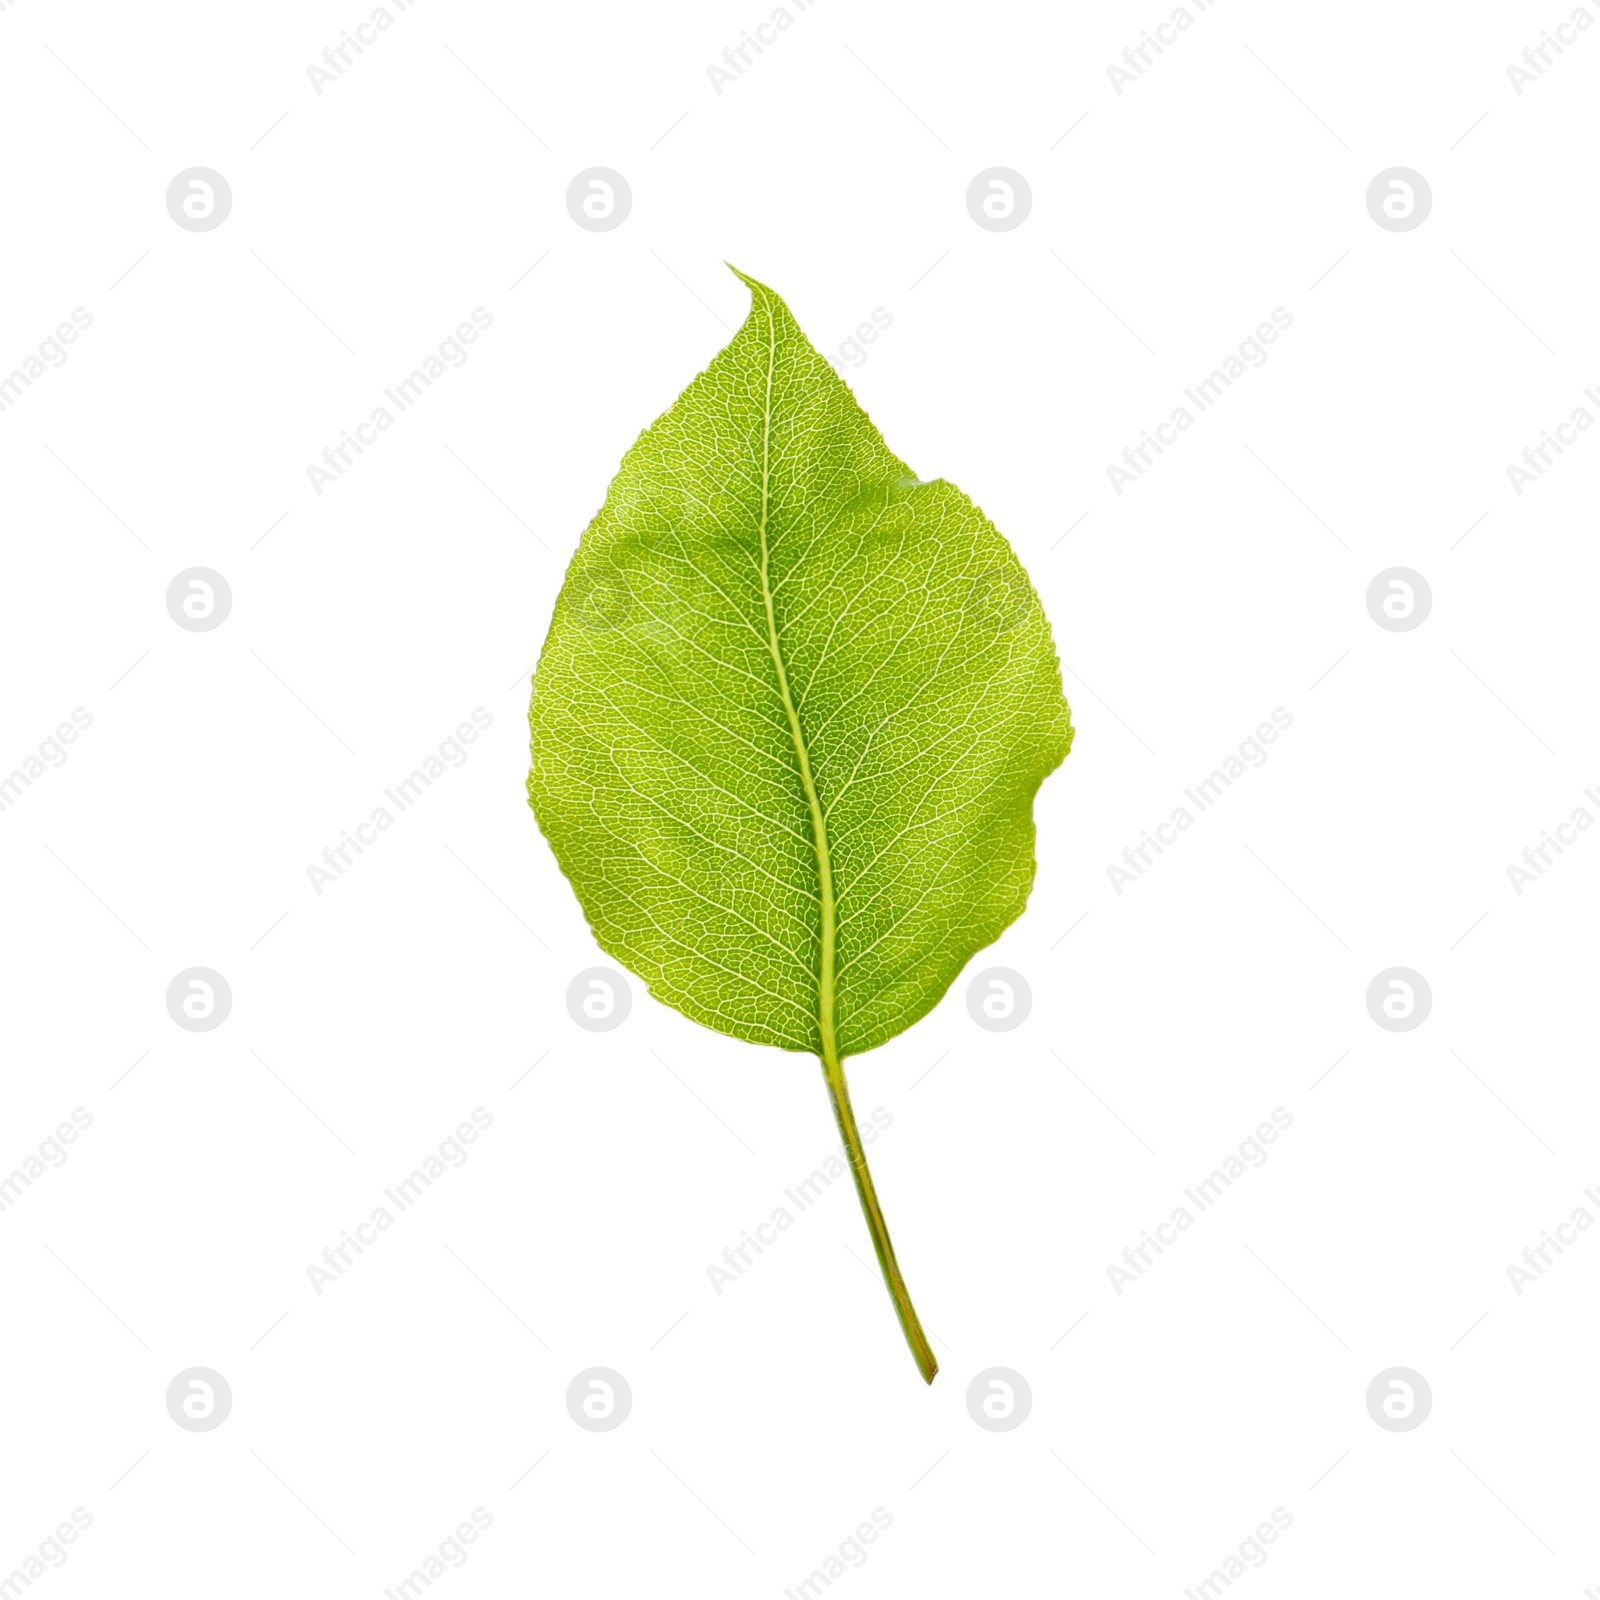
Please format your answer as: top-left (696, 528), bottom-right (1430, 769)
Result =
top-left (527, 269), bottom-right (1073, 1379)
top-left (529, 270), bottom-right (1072, 1056)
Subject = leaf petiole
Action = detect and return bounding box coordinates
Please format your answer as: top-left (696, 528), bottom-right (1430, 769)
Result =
top-left (821, 1048), bottom-right (938, 1384)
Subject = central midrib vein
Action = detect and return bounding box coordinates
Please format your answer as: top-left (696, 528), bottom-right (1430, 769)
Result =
top-left (736, 276), bottom-right (937, 1383)
top-left (751, 290), bottom-right (840, 1064)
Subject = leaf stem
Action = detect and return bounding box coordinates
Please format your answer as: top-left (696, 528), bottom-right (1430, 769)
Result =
top-left (821, 1048), bottom-right (938, 1384)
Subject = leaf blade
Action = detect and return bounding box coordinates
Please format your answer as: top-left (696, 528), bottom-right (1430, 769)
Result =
top-left (528, 270), bottom-right (1072, 1059)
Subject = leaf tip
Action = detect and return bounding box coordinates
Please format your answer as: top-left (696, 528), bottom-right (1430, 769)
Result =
top-left (723, 262), bottom-right (770, 295)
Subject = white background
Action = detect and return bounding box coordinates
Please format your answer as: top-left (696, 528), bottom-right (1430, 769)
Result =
top-left (3, 1), bottom-right (1598, 1595)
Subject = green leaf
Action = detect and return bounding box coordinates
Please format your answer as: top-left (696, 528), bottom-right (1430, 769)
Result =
top-left (527, 269), bottom-right (1073, 1380)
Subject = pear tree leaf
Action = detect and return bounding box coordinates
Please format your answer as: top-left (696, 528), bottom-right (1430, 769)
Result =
top-left (527, 269), bottom-right (1073, 1381)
